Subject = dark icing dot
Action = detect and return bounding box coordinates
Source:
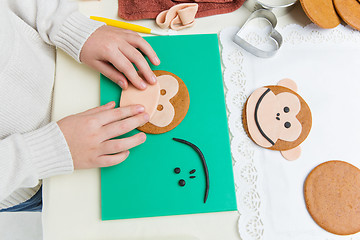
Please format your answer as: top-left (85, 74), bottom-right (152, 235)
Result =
top-left (284, 122), bottom-right (291, 128)
top-left (178, 179), bottom-right (186, 186)
top-left (174, 168), bottom-right (181, 174)
top-left (284, 107), bottom-right (290, 113)
top-left (190, 176), bottom-right (196, 179)
top-left (277, 113), bottom-right (280, 116)
top-left (189, 169), bottom-right (196, 174)
top-left (276, 117), bottom-right (280, 121)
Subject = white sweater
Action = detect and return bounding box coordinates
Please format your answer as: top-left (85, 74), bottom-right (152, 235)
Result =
top-left (0, 0), bottom-right (104, 209)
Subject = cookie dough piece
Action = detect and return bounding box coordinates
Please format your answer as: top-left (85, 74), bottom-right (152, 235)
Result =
top-left (138, 70), bottom-right (190, 134)
top-left (334, 0), bottom-right (360, 31)
top-left (304, 161), bottom-right (360, 235)
top-left (300, 0), bottom-right (341, 28)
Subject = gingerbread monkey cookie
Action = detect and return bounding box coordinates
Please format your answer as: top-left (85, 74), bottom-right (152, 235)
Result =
top-left (242, 79), bottom-right (312, 160)
top-left (120, 70), bottom-right (190, 134)
top-left (304, 161), bottom-right (360, 235)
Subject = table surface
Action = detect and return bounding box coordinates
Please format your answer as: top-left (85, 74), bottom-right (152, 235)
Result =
top-left (43, 1), bottom-right (310, 239)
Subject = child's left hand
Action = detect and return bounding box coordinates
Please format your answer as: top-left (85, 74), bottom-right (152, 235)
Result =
top-left (80, 25), bottom-right (160, 90)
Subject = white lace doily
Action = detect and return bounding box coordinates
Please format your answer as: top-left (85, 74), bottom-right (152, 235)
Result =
top-left (220, 24), bottom-right (360, 240)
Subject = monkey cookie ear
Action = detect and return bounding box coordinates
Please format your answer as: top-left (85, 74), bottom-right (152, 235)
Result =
top-left (280, 146), bottom-right (301, 161)
top-left (278, 78), bottom-right (298, 92)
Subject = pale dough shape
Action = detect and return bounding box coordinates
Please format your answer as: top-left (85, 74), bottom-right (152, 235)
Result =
top-left (149, 75), bottom-right (179, 127)
top-left (281, 146), bottom-right (301, 161)
top-left (156, 3), bottom-right (198, 30)
top-left (278, 78), bottom-right (298, 92)
top-left (119, 81), bottom-right (160, 119)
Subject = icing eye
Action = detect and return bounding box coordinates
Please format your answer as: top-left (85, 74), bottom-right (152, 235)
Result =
top-left (174, 167), bottom-right (181, 174)
top-left (178, 179), bottom-right (186, 187)
top-left (284, 107), bottom-right (290, 113)
top-left (160, 89), bottom-right (166, 95)
top-left (157, 104), bottom-right (164, 111)
top-left (284, 122), bottom-right (291, 128)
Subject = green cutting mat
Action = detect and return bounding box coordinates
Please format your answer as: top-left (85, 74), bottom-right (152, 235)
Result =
top-left (100, 34), bottom-right (236, 220)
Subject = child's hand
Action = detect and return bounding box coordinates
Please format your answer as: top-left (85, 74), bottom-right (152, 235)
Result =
top-left (80, 25), bottom-right (160, 90)
top-left (57, 102), bottom-right (149, 169)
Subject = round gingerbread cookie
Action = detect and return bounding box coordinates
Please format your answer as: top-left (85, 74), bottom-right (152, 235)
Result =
top-left (334, 0), bottom-right (360, 31)
top-left (137, 70), bottom-right (190, 134)
top-left (300, 0), bottom-right (341, 29)
top-left (304, 161), bottom-right (360, 235)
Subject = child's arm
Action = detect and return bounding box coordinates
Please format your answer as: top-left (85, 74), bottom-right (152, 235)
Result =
top-left (0, 103), bottom-right (147, 203)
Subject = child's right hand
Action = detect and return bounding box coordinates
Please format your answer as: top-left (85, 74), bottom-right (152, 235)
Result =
top-left (80, 25), bottom-right (160, 90)
top-left (57, 101), bottom-right (149, 169)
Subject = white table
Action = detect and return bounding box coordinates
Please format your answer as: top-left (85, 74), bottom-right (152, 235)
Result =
top-left (43, 1), bottom-right (310, 239)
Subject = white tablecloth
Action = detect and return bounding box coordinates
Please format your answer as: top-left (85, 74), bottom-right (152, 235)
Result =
top-left (221, 23), bottom-right (360, 240)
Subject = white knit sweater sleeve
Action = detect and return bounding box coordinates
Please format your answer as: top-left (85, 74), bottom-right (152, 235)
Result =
top-left (9, 0), bottom-right (105, 62)
top-left (0, 123), bottom-right (73, 204)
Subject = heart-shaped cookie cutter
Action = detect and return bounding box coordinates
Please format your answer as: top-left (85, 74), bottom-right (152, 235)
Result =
top-left (233, 9), bottom-right (283, 58)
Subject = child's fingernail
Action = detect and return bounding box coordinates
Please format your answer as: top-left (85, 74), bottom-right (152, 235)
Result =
top-left (143, 113), bottom-right (150, 121)
top-left (137, 105), bottom-right (145, 112)
top-left (140, 81), bottom-right (147, 89)
top-left (106, 101), bottom-right (114, 106)
top-left (151, 75), bottom-right (157, 84)
top-left (154, 57), bottom-right (160, 65)
top-left (140, 133), bottom-right (147, 142)
top-left (118, 80), bottom-right (125, 89)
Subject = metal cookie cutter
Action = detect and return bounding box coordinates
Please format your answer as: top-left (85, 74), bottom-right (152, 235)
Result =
top-left (244, 0), bottom-right (298, 17)
top-left (233, 9), bottom-right (283, 58)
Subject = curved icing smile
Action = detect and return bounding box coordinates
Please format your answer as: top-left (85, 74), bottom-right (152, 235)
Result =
top-left (173, 138), bottom-right (209, 203)
top-left (254, 88), bottom-right (275, 146)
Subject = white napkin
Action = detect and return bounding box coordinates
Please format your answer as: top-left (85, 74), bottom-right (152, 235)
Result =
top-left (221, 24), bottom-right (360, 240)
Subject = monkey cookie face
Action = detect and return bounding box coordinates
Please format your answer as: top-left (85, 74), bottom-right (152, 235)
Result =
top-left (120, 70), bottom-right (190, 134)
top-left (242, 79), bottom-right (312, 160)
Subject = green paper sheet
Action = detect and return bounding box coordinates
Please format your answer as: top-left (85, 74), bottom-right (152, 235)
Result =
top-left (100, 34), bottom-right (236, 220)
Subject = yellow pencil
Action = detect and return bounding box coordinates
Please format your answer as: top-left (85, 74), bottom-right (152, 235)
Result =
top-left (90, 16), bottom-right (166, 36)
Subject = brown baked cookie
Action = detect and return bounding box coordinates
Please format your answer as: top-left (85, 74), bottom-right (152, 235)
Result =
top-left (300, 0), bottom-right (341, 28)
top-left (242, 79), bottom-right (312, 160)
top-left (334, 0), bottom-right (360, 31)
top-left (304, 161), bottom-right (360, 235)
top-left (137, 70), bottom-right (190, 134)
